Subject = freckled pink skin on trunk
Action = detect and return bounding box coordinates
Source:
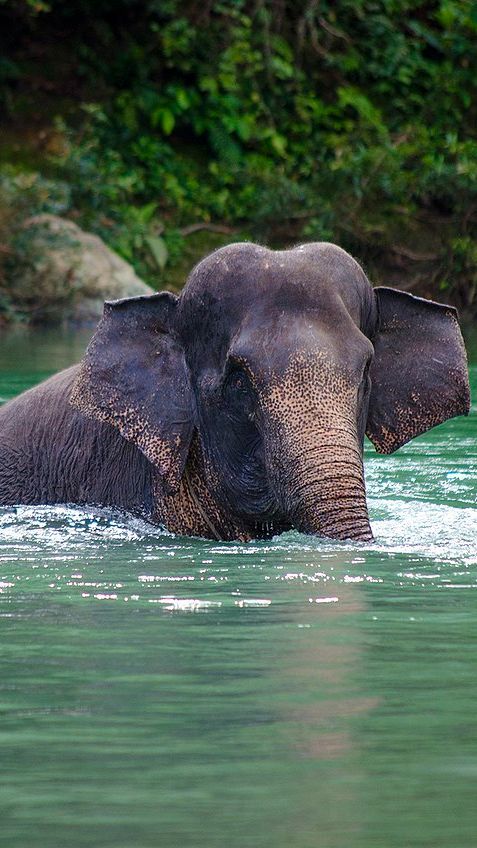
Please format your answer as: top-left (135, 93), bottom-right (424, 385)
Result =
top-left (261, 351), bottom-right (373, 542)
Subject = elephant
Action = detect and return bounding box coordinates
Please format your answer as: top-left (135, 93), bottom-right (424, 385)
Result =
top-left (0, 242), bottom-right (470, 542)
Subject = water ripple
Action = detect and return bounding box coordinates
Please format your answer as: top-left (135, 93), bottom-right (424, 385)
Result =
top-left (0, 495), bottom-right (475, 570)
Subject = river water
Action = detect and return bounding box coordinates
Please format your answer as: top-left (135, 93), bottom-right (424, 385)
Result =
top-left (1, 327), bottom-right (476, 848)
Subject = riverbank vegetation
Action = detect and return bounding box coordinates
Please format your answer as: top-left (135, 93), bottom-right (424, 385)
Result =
top-left (1, 0), bottom-right (477, 321)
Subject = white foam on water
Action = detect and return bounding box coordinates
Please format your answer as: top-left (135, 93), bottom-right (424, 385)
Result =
top-left (0, 496), bottom-right (475, 568)
top-left (367, 497), bottom-right (477, 564)
top-left (0, 504), bottom-right (173, 552)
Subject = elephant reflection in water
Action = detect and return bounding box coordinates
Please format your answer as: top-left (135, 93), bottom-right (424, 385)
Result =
top-left (270, 551), bottom-right (378, 846)
top-left (0, 242), bottom-right (469, 542)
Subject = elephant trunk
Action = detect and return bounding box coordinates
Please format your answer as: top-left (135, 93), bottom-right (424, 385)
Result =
top-left (284, 446), bottom-right (371, 541)
top-left (267, 421), bottom-right (373, 542)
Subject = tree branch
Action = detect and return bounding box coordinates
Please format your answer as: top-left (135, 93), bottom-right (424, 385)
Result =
top-left (179, 222), bottom-right (237, 237)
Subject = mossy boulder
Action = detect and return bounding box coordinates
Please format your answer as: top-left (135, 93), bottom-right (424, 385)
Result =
top-left (3, 214), bottom-right (154, 324)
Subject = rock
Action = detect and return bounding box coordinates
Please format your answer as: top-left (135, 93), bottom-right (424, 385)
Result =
top-left (8, 214), bottom-right (154, 324)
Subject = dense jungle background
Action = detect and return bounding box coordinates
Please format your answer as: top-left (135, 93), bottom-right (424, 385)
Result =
top-left (1, 0), bottom-right (477, 322)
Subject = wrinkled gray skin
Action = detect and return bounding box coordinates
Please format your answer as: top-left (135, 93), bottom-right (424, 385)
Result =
top-left (0, 243), bottom-right (470, 542)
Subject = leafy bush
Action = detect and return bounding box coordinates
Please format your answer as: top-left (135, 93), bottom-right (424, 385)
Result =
top-left (0, 167), bottom-right (73, 320)
top-left (1, 0), bottom-right (477, 312)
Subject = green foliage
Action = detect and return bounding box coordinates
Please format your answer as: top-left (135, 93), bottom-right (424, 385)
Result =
top-left (0, 166), bottom-right (71, 221)
top-left (1, 0), bottom-right (477, 311)
top-left (0, 166), bottom-right (72, 321)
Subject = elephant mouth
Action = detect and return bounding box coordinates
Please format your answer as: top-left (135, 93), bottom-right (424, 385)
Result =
top-left (238, 494), bottom-right (373, 543)
top-left (247, 516), bottom-right (292, 540)
top-left (242, 511), bottom-right (373, 543)
top-left (212, 446), bottom-right (374, 542)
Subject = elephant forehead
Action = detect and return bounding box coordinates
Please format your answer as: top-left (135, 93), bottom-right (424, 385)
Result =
top-left (230, 307), bottom-right (373, 377)
top-left (186, 240), bottom-right (364, 283)
top-left (180, 241), bottom-right (372, 318)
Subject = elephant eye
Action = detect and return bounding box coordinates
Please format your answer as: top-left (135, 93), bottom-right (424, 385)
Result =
top-left (227, 370), bottom-right (249, 394)
top-left (224, 366), bottom-right (255, 409)
top-left (222, 366), bottom-right (258, 425)
top-left (231, 373), bottom-right (246, 391)
top-left (224, 358), bottom-right (253, 391)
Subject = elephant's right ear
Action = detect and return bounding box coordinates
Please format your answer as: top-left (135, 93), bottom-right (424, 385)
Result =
top-left (366, 287), bottom-right (470, 453)
top-left (70, 292), bottom-right (195, 494)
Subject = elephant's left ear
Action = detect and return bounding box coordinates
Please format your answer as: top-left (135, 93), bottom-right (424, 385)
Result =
top-left (70, 292), bottom-right (196, 493)
top-left (366, 287), bottom-right (470, 454)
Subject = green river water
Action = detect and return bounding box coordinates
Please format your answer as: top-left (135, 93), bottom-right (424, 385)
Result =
top-left (0, 327), bottom-right (476, 848)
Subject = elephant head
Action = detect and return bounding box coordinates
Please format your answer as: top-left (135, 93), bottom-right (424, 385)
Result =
top-left (70, 242), bottom-right (470, 542)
